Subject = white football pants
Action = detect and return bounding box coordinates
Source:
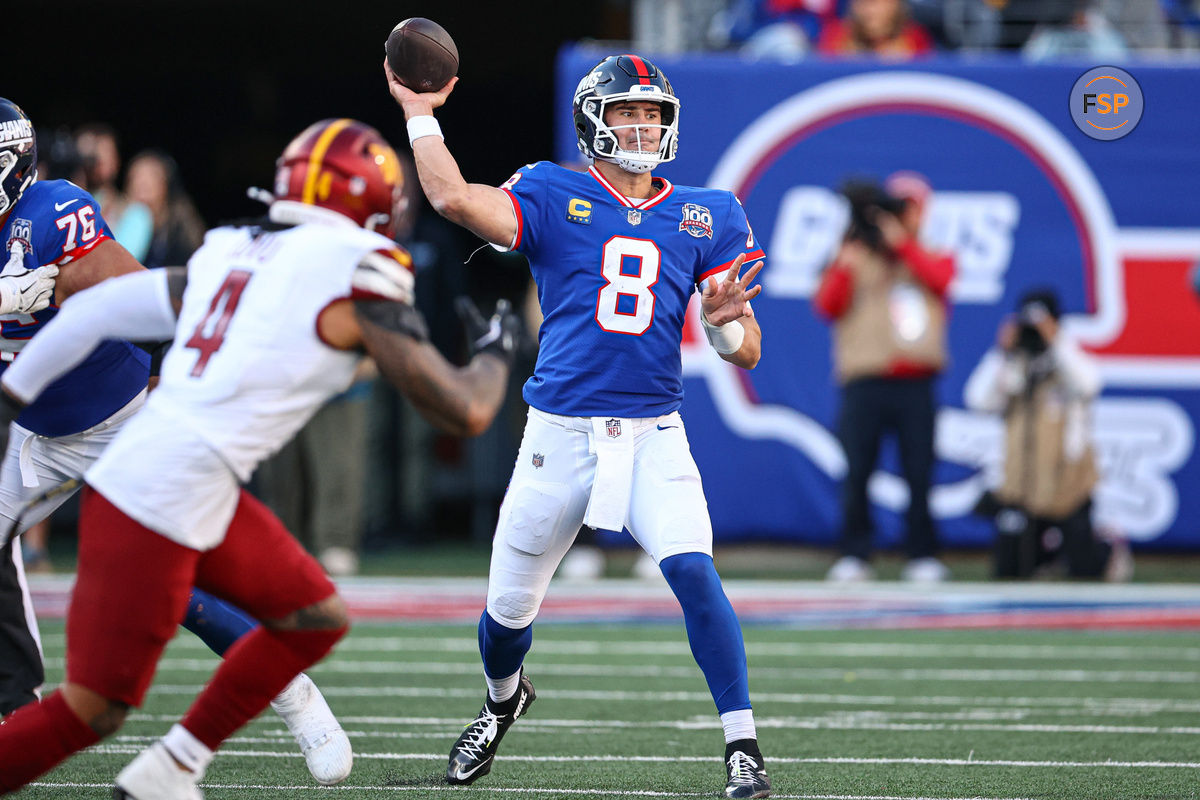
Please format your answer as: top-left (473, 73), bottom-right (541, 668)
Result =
top-left (486, 407), bottom-right (713, 628)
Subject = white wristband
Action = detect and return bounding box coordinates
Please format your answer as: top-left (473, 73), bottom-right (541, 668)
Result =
top-left (701, 314), bottom-right (745, 355)
top-left (406, 115), bottom-right (444, 147)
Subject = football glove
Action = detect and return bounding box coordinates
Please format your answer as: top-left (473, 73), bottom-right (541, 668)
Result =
top-left (455, 296), bottom-right (520, 368)
top-left (0, 263), bottom-right (58, 315)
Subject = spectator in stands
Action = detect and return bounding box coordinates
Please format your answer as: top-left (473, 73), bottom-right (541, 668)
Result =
top-left (965, 288), bottom-right (1132, 581)
top-left (125, 149), bottom-right (205, 268)
top-left (814, 171), bottom-right (953, 583)
top-left (817, 0), bottom-right (935, 56)
top-left (1022, 0), bottom-right (1129, 60)
top-left (75, 124), bottom-right (154, 262)
top-left (714, 0), bottom-right (844, 58)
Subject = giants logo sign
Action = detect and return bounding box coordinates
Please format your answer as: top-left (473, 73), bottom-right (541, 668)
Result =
top-left (670, 70), bottom-right (1200, 546)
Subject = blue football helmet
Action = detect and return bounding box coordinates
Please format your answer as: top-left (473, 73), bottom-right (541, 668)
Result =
top-left (572, 54), bottom-right (679, 174)
top-left (0, 99), bottom-right (37, 217)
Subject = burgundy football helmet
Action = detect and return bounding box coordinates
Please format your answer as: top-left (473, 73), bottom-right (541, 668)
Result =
top-left (272, 118), bottom-right (402, 234)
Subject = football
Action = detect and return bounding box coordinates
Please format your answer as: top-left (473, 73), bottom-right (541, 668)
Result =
top-left (385, 18), bottom-right (459, 93)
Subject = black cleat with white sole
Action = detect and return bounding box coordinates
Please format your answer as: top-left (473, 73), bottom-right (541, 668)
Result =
top-left (724, 741), bottom-right (770, 799)
top-left (446, 672), bottom-right (536, 785)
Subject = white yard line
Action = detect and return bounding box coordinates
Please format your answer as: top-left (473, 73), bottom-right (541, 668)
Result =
top-left (28, 783), bottom-right (1040, 799)
top-left (115, 712), bottom-right (1200, 738)
top-left (132, 684), bottom-right (1200, 714)
top-left (79, 749), bottom-right (1200, 769)
top-left (48, 657), bottom-right (1199, 684)
top-left (40, 633), bottom-right (1200, 662)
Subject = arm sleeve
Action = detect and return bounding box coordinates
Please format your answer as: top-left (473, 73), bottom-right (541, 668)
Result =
top-left (697, 193), bottom-right (765, 286)
top-left (895, 239), bottom-right (955, 298)
top-left (2, 269), bottom-right (177, 404)
top-left (493, 163), bottom-right (545, 254)
top-left (964, 348), bottom-right (1023, 413)
top-left (813, 263), bottom-right (854, 320)
top-left (1052, 335), bottom-right (1102, 399)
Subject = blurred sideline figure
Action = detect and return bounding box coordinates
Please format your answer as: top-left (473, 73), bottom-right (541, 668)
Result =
top-left (387, 52), bottom-right (771, 798)
top-left (75, 123), bottom-right (154, 261)
top-left (814, 171), bottom-right (953, 583)
top-left (0, 98), bottom-right (378, 787)
top-left (255, 358), bottom-right (377, 576)
top-left (0, 116), bottom-right (516, 797)
top-left (126, 149), bottom-right (206, 268)
top-left (965, 288), bottom-right (1132, 581)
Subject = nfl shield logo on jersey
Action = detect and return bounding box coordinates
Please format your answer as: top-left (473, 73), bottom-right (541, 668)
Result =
top-left (606, 418), bottom-right (622, 438)
top-left (626, 209), bottom-right (642, 226)
top-left (532, 452), bottom-right (544, 468)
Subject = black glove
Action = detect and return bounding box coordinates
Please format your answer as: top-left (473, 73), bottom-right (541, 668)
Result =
top-left (455, 296), bottom-right (520, 367)
top-left (0, 389), bottom-right (25, 462)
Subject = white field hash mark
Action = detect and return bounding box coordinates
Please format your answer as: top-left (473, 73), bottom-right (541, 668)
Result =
top-left (29, 784), bottom-right (1041, 800)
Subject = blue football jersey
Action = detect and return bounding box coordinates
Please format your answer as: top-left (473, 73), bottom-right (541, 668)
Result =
top-left (501, 162), bottom-right (764, 417)
top-left (0, 180), bottom-right (149, 436)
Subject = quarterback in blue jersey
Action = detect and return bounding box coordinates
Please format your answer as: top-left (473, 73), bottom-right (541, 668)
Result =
top-left (0, 98), bottom-right (352, 786)
top-left (386, 54), bottom-right (771, 798)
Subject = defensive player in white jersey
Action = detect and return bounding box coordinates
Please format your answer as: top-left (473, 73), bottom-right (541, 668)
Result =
top-left (386, 54), bottom-right (771, 798)
top-left (0, 98), bottom-right (354, 786)
top-left (0, 118), bottom-right (517, 799)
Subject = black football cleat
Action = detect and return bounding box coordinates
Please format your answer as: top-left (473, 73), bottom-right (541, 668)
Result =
top-left (446, 672), bottom-right (536, 785)
top-left (724, 747), bottom-right (771, 799)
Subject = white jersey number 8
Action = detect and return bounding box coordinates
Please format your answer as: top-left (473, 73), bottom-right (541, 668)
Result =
top-left (595, 236), bottom-right (660, 335)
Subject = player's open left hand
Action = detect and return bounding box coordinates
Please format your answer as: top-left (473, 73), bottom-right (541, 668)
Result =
top-left (701, 252), bottom-right (763, 326)
top-left (384, 59), bottom-right (458, 116)
top-left (455, 296), bottom-right (520, 368)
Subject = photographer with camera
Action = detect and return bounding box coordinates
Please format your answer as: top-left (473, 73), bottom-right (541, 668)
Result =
top-left (814, 171), bottom-right (954, 583)
top-left (964, 288), bottom-right (1132, 581)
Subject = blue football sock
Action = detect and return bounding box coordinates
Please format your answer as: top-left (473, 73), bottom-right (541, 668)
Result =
top-left (478, 611), bottom-right (532, 680)
top-left (182, 588), bottom-right (258, 656)
top-left (660, 552), bottom-right (751, 714)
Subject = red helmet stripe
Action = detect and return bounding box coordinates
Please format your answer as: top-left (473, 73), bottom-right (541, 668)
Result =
top-left (302, 118), bottom-right (353, 205)
top-left (626, 55), bottom-right (652, 85)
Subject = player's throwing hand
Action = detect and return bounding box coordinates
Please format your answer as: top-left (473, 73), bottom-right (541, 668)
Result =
top-left (701, 252), bottom-right (763, 326)
top-left (383, 59), bottom-right (458, 115)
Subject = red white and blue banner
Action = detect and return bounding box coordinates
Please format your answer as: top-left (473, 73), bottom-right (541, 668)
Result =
top-left (555, 46), bottom-right (1200, 550)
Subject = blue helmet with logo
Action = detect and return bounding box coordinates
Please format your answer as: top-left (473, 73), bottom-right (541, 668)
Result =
top-left (572, 55), bottom-right (680, 174)
top-left (0, 99), bottom-right (37, 217)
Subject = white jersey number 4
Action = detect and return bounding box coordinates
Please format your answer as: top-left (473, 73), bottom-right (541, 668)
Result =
top-left (595, 236), bottom-right (660, 336)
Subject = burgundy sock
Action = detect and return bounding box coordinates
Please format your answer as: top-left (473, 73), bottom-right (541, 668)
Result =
top-left (181, 626), bottom-right (346, 750)
top-left (0, 691), bottom-right (101, 793)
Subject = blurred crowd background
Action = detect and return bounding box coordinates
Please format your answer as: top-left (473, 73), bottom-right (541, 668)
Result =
top-left (14, 0), bottom-right (1200, 578)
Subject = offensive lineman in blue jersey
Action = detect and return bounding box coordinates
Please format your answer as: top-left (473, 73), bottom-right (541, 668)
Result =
top-left (386, 55), bottom-right (771, 798)
top-left (0, 99), bottom-right (352, 786)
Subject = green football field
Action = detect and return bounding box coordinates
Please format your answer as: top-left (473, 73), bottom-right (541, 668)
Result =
top-left (18, 618), bottom-right (1199, 800)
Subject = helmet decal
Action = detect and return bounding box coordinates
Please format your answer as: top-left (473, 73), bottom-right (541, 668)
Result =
top-left (0, 98), bottom-right (38, 217)
top-left (273, 118), bottom-right (402, 235)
